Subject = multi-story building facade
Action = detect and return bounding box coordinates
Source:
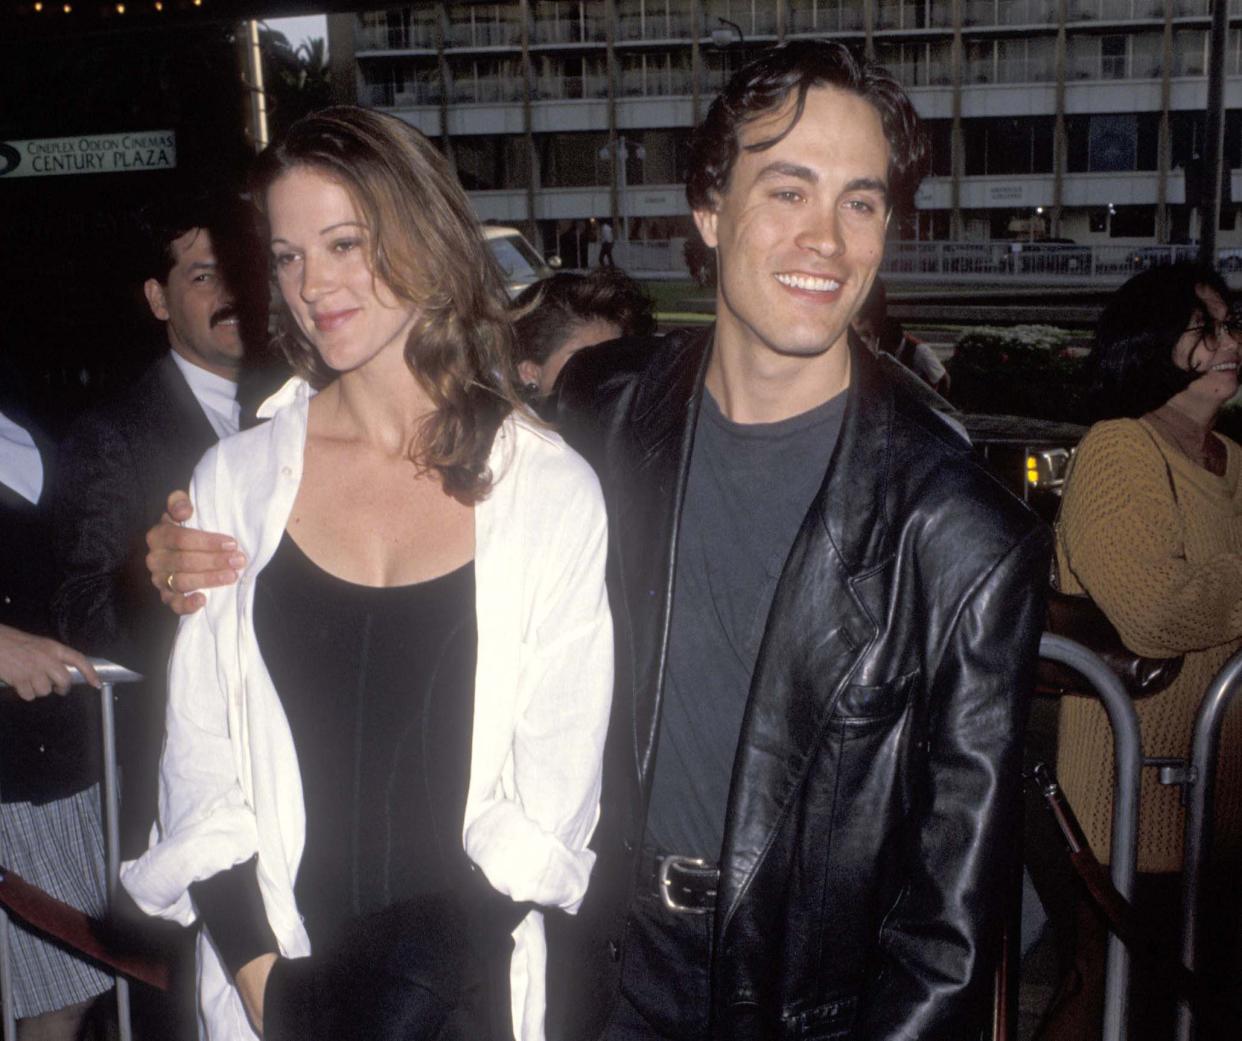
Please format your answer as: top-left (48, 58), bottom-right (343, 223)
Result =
top-left (328, 0), bottom-right (1242, 267)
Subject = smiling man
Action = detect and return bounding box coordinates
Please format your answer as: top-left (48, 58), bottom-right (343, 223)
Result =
top-left (547, 41), bottom-right (1052, 1041)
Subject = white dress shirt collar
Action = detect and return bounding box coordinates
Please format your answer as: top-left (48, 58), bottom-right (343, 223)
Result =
top-left (0, 408), bottom-right (44, 505)
top-left (169, 351), bottom-right (241, 440)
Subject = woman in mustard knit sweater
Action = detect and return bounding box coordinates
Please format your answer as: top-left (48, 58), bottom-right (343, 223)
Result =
top-left (1050, 261), bottom-right (1242, 1040)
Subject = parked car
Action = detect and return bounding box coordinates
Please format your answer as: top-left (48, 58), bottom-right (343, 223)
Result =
top-left (879, 355), bottom-right (1086, 522)
top-left (1218, 247), bottom-right (1242, 272)
top-left (1129, 244), bottom-right (1197, 270)
top-left (483, 225), bottom-right (561, 298)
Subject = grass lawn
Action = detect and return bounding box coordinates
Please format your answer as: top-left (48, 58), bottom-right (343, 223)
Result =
top-left (642, 279), bottom-right (715, 324)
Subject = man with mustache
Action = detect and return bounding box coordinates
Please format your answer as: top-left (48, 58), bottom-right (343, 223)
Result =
top-left (52, 188), bottom-right (259, 866)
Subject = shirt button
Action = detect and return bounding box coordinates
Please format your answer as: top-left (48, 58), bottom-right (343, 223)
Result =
top-left (281, 466), bottom-right (293, 478)
top-left (622, 838), bottom-right (635, 854)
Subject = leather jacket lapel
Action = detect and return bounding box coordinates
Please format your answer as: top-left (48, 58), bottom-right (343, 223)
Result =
top-left (621, 327), bottom-right (713, 791)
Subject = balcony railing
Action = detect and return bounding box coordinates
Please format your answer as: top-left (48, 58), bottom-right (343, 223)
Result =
top-left (532, 73), bottom-right (611, 99)
top-left (620, 67), bottom-right (695, 96)
top-left (445, 22), bottom-right (523, 49)
top-left (356, 25), bottom-right (437, 51)
top-left (786, 3), bottom-right (866, 35)
top-left (1067, 0), bottom-right (1184, 18)
top-left (875, 1), bottom-right (935, 30)
top-left (531, 17), bottom-right (608, 44)
top-left (449, 77), bottom-right (526, 104)
top-left (616, 14), bottom-right (694, 40)
top-left (962, 0), bottom-right (1059, 26)
top-left (365, 81), bottom-right (443, 108)
top-left (965, 56), bottom-right (1056, 83)
top-left (1066, 53), bottom-right (1169, 79)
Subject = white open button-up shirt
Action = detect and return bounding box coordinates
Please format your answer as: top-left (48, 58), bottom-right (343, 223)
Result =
top-left (121, 378), bottom-right (614, 1041)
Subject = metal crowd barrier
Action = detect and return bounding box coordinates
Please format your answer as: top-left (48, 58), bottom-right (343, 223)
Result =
top-left (1038, 634), bottom-right (1141, 1041)
top-left (0, 659), bottom-right (141, 1041)
top-left (1038, 637), bottom-right (1242, 1041)
top-left (1175, 646), bottom-right (1242, 1041)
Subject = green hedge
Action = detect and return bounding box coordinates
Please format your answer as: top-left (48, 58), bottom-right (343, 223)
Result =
top-left (948, 325), bottom-right (1087, 423)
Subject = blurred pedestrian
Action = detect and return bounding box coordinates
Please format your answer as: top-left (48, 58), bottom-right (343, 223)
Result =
top-left (597, 219), bottom-right (615, 268)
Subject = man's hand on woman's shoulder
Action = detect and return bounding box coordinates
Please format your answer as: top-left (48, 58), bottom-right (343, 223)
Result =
top-left (146, 490), bottom-right (247, 615)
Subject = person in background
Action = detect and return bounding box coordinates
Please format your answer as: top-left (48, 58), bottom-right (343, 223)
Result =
top-left (52, 188), bottom-right (262, 859)
top-left (851, 276), bottom-right (950, 396)
top-left (119, 106), bottom-right (612, 1041)
top-left (0, 370), bottom-right (107, 1041)
top-left (1048, 261), bottom-right (1242, 1041)
top-left (597, 220), bottom-right (615, 268)
top-left (513, 269), bottom-right (655, 403)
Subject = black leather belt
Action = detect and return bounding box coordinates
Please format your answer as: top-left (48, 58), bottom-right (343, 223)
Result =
top-left (640, 849), bottom-right (719, 915)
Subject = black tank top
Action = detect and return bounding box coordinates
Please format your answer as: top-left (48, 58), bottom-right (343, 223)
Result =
top-left (252, 532), bottom-right (478, 952)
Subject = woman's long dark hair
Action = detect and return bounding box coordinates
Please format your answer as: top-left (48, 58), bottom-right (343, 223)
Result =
top-left (1087, 261), bottom-right (1231, 421)
top-left (252, 106), bottom-right (525, 504)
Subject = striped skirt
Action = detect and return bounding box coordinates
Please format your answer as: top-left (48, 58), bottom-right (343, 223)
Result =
top-left (1, 785), bottom-right (114, 1017)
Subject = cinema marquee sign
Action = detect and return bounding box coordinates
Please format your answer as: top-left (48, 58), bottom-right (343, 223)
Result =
top-left (0, 130), bottom-right (176, 179)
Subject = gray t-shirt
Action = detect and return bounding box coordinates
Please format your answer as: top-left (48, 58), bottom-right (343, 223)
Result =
top-left (645, 387), bottom-right (846, 859)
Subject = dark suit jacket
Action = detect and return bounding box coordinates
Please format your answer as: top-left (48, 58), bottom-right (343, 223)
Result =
top-left (551, 329), bottom-right (1049, 1041)
top-left (52, 351), bottom-right (221, 852)
top-left (0, 388), bottom-right (100, 804)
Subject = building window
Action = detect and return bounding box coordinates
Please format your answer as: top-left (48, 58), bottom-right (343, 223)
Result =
top-left (1171, 110), bottom-right (1206, 170)
top-left (454, 136), bottom-right (530, 190)
top-left (1089, 114), bottom-right (1138, 172)
top-left (924, 119), bottom-right (952, 177)
top-left (1109, 205), bottom-right (1155, 238)
top-left (962, 116), bottom-right (1054, 176)
top-left (537, 131), bottom-right (611, 187)
top-left (1100, 35), bottom-right (1127, 80)
top-left (1174, 29), bottom-right (1207, 77)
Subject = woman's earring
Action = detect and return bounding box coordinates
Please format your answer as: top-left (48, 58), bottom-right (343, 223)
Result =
top-left (524, 381), bottom-right (539, 393)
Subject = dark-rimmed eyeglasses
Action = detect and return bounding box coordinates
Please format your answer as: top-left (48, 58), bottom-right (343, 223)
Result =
top-left (1184, 315), bottom-right (1242, 351)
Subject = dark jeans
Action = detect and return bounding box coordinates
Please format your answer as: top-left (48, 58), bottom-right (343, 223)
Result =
top-left (604, 869), bottom-right (713, 1041)
top-left (265, 888), bottom-right (520, 1041)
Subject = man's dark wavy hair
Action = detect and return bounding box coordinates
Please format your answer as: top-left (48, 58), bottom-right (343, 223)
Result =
top-left (686, 40), bottom-right (929, 219)
top-left (1087, 261), bottom-right (1232, 421)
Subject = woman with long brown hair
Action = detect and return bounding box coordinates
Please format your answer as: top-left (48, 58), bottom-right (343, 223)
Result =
top-left (120, 107), bottom-right (613, 1041)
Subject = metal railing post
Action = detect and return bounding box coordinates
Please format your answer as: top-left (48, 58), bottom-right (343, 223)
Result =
top-left (1174, 647), bottom-right (1242, 1041)
top-left (97, 677), bottom-right (133, 1041)
top-left (0, 660), bottom-right (140, 1041)
top-left (1039, 634), bottom-right (1143, 1041)
top-left (1, 907), bottom-right (14, 1041)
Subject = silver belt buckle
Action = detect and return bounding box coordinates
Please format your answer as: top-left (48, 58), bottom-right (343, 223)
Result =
top-left (657, 854), bottom-right (714, 915)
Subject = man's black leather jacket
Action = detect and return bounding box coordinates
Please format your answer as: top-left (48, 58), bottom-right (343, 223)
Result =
top-left (549, 327), bottom-right (1050, 1041)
